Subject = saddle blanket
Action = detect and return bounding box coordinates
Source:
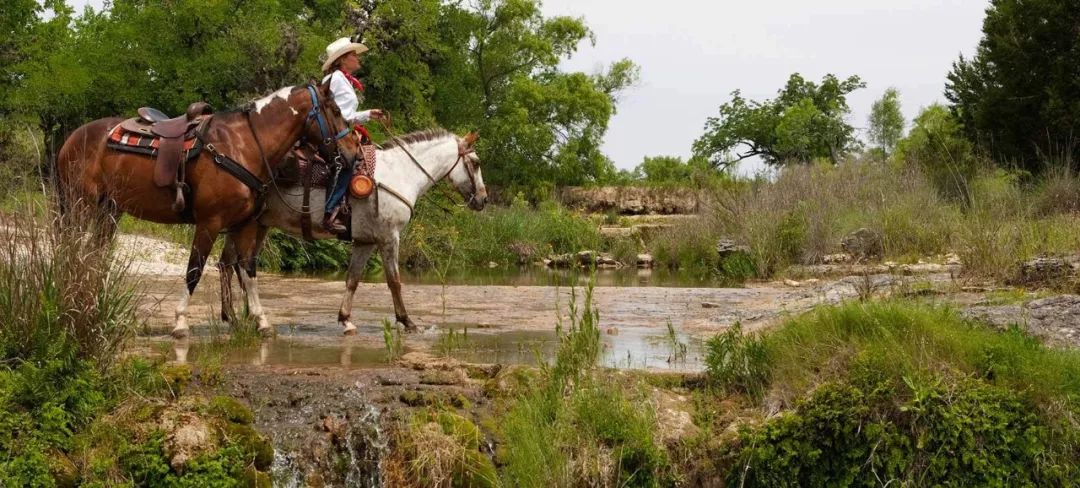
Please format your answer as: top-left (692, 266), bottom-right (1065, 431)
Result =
top-left (106, 123), bottom-right (199, 158)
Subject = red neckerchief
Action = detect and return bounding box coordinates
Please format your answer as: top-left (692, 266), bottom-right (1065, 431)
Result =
top-left (338, 69), bottom-right (371, 142)
top-left (339, 69), bottom-right (364, 92)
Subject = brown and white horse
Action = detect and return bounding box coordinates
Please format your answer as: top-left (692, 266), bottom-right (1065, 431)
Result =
top-left (219, 129), bottom-right (487, 335)
top-left (55, 82), bottom-right (360, 338)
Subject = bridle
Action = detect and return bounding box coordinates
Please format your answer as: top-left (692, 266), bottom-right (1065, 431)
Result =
top-left (376, 119), bottom-right (482, 214)
top-left (254, 83), bottom-right (356, 216)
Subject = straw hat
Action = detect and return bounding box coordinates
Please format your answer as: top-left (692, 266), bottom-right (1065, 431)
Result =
top-left (321, 37), bottom-right (369, 73)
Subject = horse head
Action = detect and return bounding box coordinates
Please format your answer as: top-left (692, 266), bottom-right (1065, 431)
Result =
top-left (447, 131), bottom-right (487, 210)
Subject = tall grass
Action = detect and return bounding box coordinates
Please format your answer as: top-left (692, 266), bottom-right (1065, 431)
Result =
top-left (0, 201), bottom-right (141, 370)
top-left (651, 161), bottom-right (1080, 282)
top-left (498, 277), bottom-right (670, 487)
top-left (403, 196), bottom-right (602, 269)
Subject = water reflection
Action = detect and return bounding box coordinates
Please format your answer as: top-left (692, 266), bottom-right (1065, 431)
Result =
top-left (168, 326), bottom-right (704, 372)
top-left (294, 265), bottom-right (734, 289)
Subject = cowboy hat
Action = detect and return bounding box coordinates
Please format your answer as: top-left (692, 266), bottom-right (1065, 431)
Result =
top-left (321, 37), bottom-right (369, 73)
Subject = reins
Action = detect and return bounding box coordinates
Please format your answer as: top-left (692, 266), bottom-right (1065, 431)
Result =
top-left (374, 118), bottom-right (478, 216)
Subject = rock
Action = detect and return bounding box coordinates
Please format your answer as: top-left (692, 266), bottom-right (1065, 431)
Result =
top-left (605, 327), bottom-right (619, 335)
top-left (547, 254), bottom-right (574, 268)
top-left (577, 250), bottom-right (598, 266)
top-left (945, 253), bottom-right (962, 266)
top-left (701, 302), bottom-right (721, 309)
top-left (964, 294), bottom-right (1080, 347)
top-left (165, 414), bottom-right (214, 472)
top-left (599, 226), bottom-right (637, 239)
top-left (840, 228), bottom-right (884, 262)
top-left (636, 253), bottom-right (654, 268)
top-left (558, 186), bottom-right (700, 214)
top-left (783, 279), bottom-right (801, 287)
top-left (822, 253), bottom-right (853, 264)
top-left (487, 261), bottom-right (498, 268)
top-left (1011, 255), bottom-right (1079, 287)
top-left (716, 239), bottom-right (751, 259)
top-left (420, 369), bottom-right (466, 386)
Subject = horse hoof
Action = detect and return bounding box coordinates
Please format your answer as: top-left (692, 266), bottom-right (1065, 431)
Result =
top-left (342, 322), bottom-right (357, 336)
top-left (170, 327), bottom-right (190, 339)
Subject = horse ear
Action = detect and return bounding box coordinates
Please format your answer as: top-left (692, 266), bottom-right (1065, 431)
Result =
top-left (462, 131), bottom-right (479, 148)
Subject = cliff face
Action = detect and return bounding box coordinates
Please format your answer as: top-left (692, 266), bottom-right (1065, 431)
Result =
top-left (558, 187), bottom-right (700, 214)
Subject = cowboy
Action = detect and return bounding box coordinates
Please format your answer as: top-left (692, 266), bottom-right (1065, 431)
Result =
top-left (320, 37), bottom-right (387, 233)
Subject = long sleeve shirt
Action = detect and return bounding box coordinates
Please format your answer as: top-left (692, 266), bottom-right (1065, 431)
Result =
top-left (322, 71), bottom-right (371, 125)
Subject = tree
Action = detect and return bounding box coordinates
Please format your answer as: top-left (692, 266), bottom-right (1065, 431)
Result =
top-left (868, 87), bottom-right (904, 157)
top-left (693, 73), bottom-right (865, 168)
top-left (894, 104), bottom-right (978, 200)
top-left (946, 0), bottom-right (1080, 171)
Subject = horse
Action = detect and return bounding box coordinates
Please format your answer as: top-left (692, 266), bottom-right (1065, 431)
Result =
top-left (55, 82), bottom-right (361, 339)
top-left (218, 128), bottom-right (487, 335)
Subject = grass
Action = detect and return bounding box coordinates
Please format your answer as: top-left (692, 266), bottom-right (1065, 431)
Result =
top-left (702, 300), bottom-right (1080, 485)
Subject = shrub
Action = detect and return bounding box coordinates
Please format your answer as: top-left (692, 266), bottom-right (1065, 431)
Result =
top-left (704, 324), bottom-right (770, 398)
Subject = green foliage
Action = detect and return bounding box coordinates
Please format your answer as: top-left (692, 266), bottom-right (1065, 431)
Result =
top-left (734, 375), bottom-right (1065, 487)
top-left (402, 197), bottom-right (601, 269)
top-left (867, 87), bottom-right (904, 156)
top-left (259, 230), bottom-right (351, 273)
top-left (121, 431), bottom-right (251, 487)
top-left (693, 73), bottom-right (866, 168)
top-left (704, 324), bottom-right (770, 398)
top-left (712, 301), bottom-right (1080, 486)
top-left (946, 0), bottom-right (1080, 172)
top-left (894, 104), bottom-right (980, 200)
top-left (498, 278), bottom-right (672, 487)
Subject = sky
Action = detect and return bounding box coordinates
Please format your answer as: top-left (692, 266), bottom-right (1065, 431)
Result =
top-left (539, 0), bottom-right (989, 174)
top-left (68, 0), bottom-right (989, 175)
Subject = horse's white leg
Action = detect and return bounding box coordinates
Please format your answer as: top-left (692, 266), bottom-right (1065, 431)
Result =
top-left (379, 236), bottom-right (418, 332)
top-left (172, 224), bottom-right (220, 339)
top-left (339, 242), bottom-right (376, 335)
top-left (235, 225), bottom-right (273, 337)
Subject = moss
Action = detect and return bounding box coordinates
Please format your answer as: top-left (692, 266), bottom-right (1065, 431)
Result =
top-left (243, 466), bottom-right (272, 488)
top-left (162, 364), bottom-right (193, 394)
top-left (450, 393), bottom-right (472, 410)
top-left (224, 423), bottom-right (274, 471)
top-left (210, 396), bottom-right (254, 425)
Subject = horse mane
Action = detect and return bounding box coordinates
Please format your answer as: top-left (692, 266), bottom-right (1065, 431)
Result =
top-left (380, 128), bottom-right (454, 149)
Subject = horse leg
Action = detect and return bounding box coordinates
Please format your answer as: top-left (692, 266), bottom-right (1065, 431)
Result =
top-left (338, 242), bottom-right (376, 335)
top-left (232, 223), bottom-right (274, 338)
top-left (379, 237), bottom-right (419, 332)
top-left (172, 223), bottom-right (220, 339)
top-left (218, 236), bottom-right (239, 323)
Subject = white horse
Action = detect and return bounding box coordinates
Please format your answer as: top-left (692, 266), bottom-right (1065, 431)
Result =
top-left (218, 128), bottom-right (487, 336)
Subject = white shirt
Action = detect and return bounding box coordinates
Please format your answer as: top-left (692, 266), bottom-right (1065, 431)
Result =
top-left (322, 71), bottom-right (371, 125)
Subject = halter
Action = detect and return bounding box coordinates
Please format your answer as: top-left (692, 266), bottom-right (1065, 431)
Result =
top-left (376, 120), bottom-right (482, 215)
top-left (305, 84), bottom-right (353, 145)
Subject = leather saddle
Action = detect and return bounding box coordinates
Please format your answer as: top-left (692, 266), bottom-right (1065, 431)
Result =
top-left (111, 102), bottom-right (214, 187)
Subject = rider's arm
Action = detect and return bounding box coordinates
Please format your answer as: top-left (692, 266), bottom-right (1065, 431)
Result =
top-left (328, 71), bottom-right (371, 125)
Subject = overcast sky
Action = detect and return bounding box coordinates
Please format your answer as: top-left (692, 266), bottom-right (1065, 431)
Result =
top-left (69, 0), bottom-right (988, 174)
top-left (540, 0), bottom-right (989, 174)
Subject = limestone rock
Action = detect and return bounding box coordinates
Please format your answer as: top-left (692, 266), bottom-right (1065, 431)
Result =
top-left (1010, 255), bottom-right (1079, 287)
top-left (840, 228), bottom-right (884, 262)
top-left (716, 239), bottom-right (751, 259)
top-left (636, 253), bottom-right (654, 268)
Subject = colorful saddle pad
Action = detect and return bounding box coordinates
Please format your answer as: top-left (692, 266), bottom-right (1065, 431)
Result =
top-left (106, 123), bottom-right (200, 159)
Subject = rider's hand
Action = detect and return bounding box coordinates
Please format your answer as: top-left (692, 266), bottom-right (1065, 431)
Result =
top-left (369, 109), bottom-right (387, 122)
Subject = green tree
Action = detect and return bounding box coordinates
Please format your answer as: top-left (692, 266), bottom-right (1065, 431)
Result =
top-left (868, 87), bottom-right (904, 157)
top-left (693, 73), bottom-right (865, 168)
top-left (636, 156), bottom-right (689, 183)
top-left (946, 0), bottom-right (1080, 171)
top-left (360, 0), bottom-right (638, 192)
top-left (894, 104), bottom-right (978, 200)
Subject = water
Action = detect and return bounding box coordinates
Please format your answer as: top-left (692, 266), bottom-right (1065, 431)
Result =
top-left (166, 324), bottom-right (704, 372)
top-left (299, 264), bottom-right (734, 288)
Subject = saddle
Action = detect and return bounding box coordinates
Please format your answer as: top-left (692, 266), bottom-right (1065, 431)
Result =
top-left (107, 102), bottom-right (214, 212)
top-left (276, 139), bottom-right (377, 241)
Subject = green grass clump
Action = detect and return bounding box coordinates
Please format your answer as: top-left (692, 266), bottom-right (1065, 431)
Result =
top-left (705, 301), bottom-right (1080, 485)
top-left (497, 278), bottom-right (671, 487)
top-left (403, 196), bottom-right (602, 269)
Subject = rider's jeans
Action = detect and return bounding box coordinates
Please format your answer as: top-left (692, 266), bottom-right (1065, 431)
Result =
top-left (326, 164), bottom-right (353, 214)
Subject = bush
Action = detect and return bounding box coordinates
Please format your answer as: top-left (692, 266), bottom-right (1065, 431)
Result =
top-left (710, 301), bottom-right (1080, 485)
